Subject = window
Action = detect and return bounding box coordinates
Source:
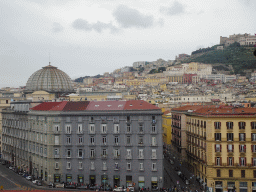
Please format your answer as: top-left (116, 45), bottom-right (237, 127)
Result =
top-left (55, 162), bottom-right (59, 169)
top-left (140, 163), bottom-right (144, 170)
top-left (151, 125), bottom-right (156, 133)
top-left (114, 136), bottom-right (119, 144)
top-left (101, 124), bottom-right (107, 133)
top-left (217, 169), bottom-right (221, 177)
top-left (254, 170), bottom-right (256, 178)
top-left (152, 163), bottom-right (157, 171)
top-left (103, 162), bottom-right (107, 170)
top-left (54, 136), bottom-right (59, 145)
top-left (66, 125), bottom-right (71, 134)
top-left (67, 162), bottom-right (71, 169)
top-left (239, 122), bottom-right (246, 129)
top-left (138, 136), bottom-right (143, 144)
top-left (239, 133), bottom-right (246, 141)
top-left (127, 149), bottom-right (131, 158)
top-left (226, 122), bottom-right (233, 129)
top-left (152, 149), bottom-right (157, 159)
top-left (227, 144), bottom-right (233, 152)
top-left (90, 149), bottom-right (95, 158)
top-left (253, 158), bottom-right (256, 166)
top-left (215, 144), bottom-right (221, 152)
top-left (54, 125), bottom-right (59, 132)
top-left (214, 122), bottom-right (221, 129)
top-left (126, 125), bottom-right (131, 133)
top-left (252, 133), bottom-right (256, 141)
top-left (251, 122), bottom-right (256, 129)
top-left (239, 145), bottom-right (246, 152)
top-left (127, 162), bottom-right (131, 170)
top-left (102, 149), bottom-right (107, 156)
top-left (78, 136), bottom-right (83, 144)
top-left (139, 125), bottom-right (143, 133)
top-left (228, 157), bottom-right (234, 166)
top-left (240, 157), bottom-right (246, 166)
top-left (67, 149), bottom-right (71, 158)
top-left (89, 124), bottom-right (95, 134)
top-left (227, 133), bottom-right (233, 141)
top-left (114, 124), bottom-right (119, 133)
top-left (126, 136), bottom-right (131, 145)
top-left (79, 162), bottom-right (83, 169)
top-left (91, 162), bottom-right (95, 170)
top-left (241, 170), bottom-right (245, 178)
top-left (102, 136), bottom-right (107, 144)
top-left (252, 145), bottom-right (256, 153)
top-left (139, 149), bottom-right (144, 159)
top-left (115, 162), bottom-right (119, 170)
top-left (215, 133), bottom-right (221, 141)
top-left (77, 124), bottom-right (83, 133)
top-left (78, 149), bottom-right (83, 158)
top-left (114, 149), bottom-right (120, 157)
top-left (66, 136), bottom-right (71, 144)
top-left (216, 157), bottom-right (221, 166)
top-left (90, 137), bottom-right (95, 145)
top-left (229, 170), bottom-right (233, 177)
top-left (151, 136), bottom-right (156, 146)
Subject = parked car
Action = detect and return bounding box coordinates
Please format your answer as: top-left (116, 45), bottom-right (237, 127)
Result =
top-left (36, 181), bottom-right (42, 186)
top-left (48, 183), bottom-right (56, 188)
top-left (127, 187), bottom-right (134, 192)
top-left (76, 184), bottom-right (88, 190)
top-left (26, 176), bottom-right (32, 180)
top-left (64, 183), bottom-right (76, 189)
top-left (32, 180), bottom-right (39, 184)
top-left (113, 187), bottom-right (125, 191)
top-left (177, 171), bottom-right (182, 176)
top-left (55, 183), bottom-right (64, 188)
top-left (185, 179), bottom-right (190, 185)
top-left (9, 166), bottom-right (13, 170)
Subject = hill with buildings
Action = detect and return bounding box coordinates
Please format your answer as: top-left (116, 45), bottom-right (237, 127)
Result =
top-left (180, 43), bottom-right (256, 75)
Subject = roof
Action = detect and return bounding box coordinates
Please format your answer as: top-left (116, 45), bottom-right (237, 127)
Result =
top-left (30, 100), bottom-right (160, 111)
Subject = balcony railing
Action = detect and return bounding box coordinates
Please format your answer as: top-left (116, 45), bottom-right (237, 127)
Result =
top-left (125, 155), bottom-right (132, 160)
top-left (114, 155), bottom-right (120, 160)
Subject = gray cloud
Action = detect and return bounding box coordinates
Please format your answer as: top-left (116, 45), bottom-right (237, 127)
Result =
top-left (72, 19), bottom-right (118, 33)
top-left (52, 22), bottom-right (64, 32)
top-left (113, 5), bottom-right (154, 28)
top-left (161, 1), bottom-right (185, 16)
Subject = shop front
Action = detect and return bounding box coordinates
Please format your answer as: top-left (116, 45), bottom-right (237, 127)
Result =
top-left (126, 175), bottom-right (133, 187)
top-left (78, 175), bottom-right (84, 184)
top-left (252, 182), bottom-right (256, 192)
top-left (101, 175), bottom-right (108, 186)
top-left (138, 176), bottom-right (145, 189)
top-left (113, 175), bottom-right (120, 187)
top-left (90, 175), bottom-right (96, 185)
top-left (227, 182), bottom-right (235, 192)
top-left (45, 171), bottom-right (47, 181)
top-left (151, 177), bottom-right (158, 190)
top-left (239, 182), bottom-right (247, 192)
top-left (54, 174), bottom-right (61, 183)
top-left (215, 181), bottom-right (223, 192)
top-left (66, 174), bottom-right (72, 183)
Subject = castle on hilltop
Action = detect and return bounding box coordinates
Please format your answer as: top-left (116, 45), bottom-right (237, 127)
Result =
top-left (220, 33), bottom-right (256, 46)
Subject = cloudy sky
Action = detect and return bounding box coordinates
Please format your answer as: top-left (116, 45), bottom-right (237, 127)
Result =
top-left (0, 0), bottom-right (255, 88)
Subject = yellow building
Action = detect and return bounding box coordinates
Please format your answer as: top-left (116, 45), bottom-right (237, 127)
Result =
top-left (26, 91), bottom-right (55, 101)
top-left (185, 106), bottom-right (256, 192)
top-left (162, 111), bottom-right (172, 146)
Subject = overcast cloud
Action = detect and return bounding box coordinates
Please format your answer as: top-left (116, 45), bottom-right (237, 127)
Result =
top-left (0, 0), bottom-right (256, 88)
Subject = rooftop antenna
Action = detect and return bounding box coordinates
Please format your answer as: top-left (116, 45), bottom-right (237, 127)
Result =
top-left (49, 52), bottom-right (51, 65)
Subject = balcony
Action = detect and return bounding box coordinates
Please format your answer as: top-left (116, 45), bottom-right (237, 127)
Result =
top-left (138, 143), bottom-right (144, 147)
top-left (114, 143), bottom-right (120, 147)
top-left (77, 142), bottom-right (84, 147)
top-left (152, 168), bottom-right (157, 172)
top-left (101, 155), bottom-right (108, 160)
top-left (151, 156), bottom-right (157, 160)
top-left (101, 143), bottom-right (108, 147)
top-left (125, 143), bottom-right (132, 147)
top-left (77, 131), bottom-right (83, 135)
top-left (113, 131), bottom-right (120, 135)
top-left (150, 131), bottom-right (157, 135)
top-left (152, 120), bottom-right (157, 125)
top-left (138, 155), bottom-right (144, 160)
top-left (125, 155), bottom-right (132, 160)
top-left (113, 155), bottom-right (120, 160)
top-left (101, 131), bottom-right (107, 135)
top-left (139, 168), bottom-right (144, 171)
top-left (89, 143), bottom-right (96, 147)
top-left (102, 167), bottom-right (107, 171)
top-left (90, 167), bottom-right (95, 171)
top-left (138, 131), bottom-right (144, 135)
top-left (125, 132), bottom-right (132, 135)
top-left (88, 131), bottom-right (95, 135)
top-left (151, 143), bottom-right (158, 147)
top-left (114, 168), bottom-right (120, 171)
top-left (90, 156), bottom-right (96, 160)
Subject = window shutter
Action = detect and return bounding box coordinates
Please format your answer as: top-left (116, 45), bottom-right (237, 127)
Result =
top-left (215, 144), bottom-right (216, 151)
top-left (220, 145), bottom-right (222, 152)
top-left (232, 145), bottom-right (234, 152)
top-left (227, 157), bottom-right (229, 166)
top-left (215, 157), bottom-right (217, 165)
top-left (245, 133), bottom-right (246, 140)
top-left (220, 157), bottom-right (222, 166)
top-left (239, 157), bottom-right (241, 165)
top-left (239, 122), bottom-right (241, 129)
top-left (252, 145), bottom-right (253, 152)
top-left (245, 157), bottom-right (247, 165)
top-left (220, 122), bottom-right (221, 127)
top-left (232, 157), bottom-right (234, 165)
top-left (214, 122), bottom-right (216, 128)
top-left (239, 145), bottom-right (241, 152)
top-left (226, 122), bottom-right (228, 128)
top-left (227, 145), bottom-right (228, 151)
top-left (245, 145), bottom-right (246, 152)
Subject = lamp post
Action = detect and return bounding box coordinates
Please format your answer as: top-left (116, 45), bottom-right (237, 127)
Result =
top-left (104, 173), bottom-right (105, 192)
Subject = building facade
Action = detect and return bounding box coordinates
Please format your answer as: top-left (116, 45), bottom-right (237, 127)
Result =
top-left (2, 100), bottom-right (163, 189)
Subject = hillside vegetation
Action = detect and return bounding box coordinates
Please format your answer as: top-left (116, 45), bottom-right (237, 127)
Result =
top-left (181, 43), bottom-right (256, 74)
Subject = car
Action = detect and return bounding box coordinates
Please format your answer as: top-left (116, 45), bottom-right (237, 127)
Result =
top-left (55, 183), bottom-right (64, 188)
top-left (185, 180), bottom-right (190, 185)
top-left (113, 187), bottom-right (124, 191)
top-left (177, 171), bottom-right (182, 176)
top-left (76, 185), bottom-right (88, 190)
top-left (36, 181), bottom-right (42, 186)
top-left (9, 166), bottom-right (13, 170)
top-left (64, 183), bottom-right (76, 189)
top-left (48, 183), bottom-right (56, 188)
top-left (26, 176), bottom-right (32, 180)
top-left (18, 172), bottom-right (23, 175)
top-left (127, 187), bottom-right (134, 192)
top-left (32, 180), bottom-right (39, 184)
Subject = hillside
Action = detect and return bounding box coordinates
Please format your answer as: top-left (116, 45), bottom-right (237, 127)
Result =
top-left (180, 43), bottom-right (256, 74)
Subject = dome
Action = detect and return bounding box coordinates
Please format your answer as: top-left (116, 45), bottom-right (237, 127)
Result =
top-left (25, 63), bottom-right (74, 93)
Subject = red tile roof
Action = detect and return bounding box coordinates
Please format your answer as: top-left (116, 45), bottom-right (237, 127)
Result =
top-left (63, 101), bottom-right (90, 111)
top-left (30, 102), bottom-right (63, 111)
top-left (86, 101), bottom-right (126, 111)
top-left (124, 100), bottom-right (160, 110)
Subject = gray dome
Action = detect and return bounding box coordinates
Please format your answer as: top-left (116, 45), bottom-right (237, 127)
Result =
top-left (25, 63), bottom-right (74, 93)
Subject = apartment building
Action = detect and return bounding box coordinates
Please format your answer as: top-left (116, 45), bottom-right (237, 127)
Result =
top-left (185, 106), bottom-right (256, 192)
top-left (2, 100), bottom-right (163, 189)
